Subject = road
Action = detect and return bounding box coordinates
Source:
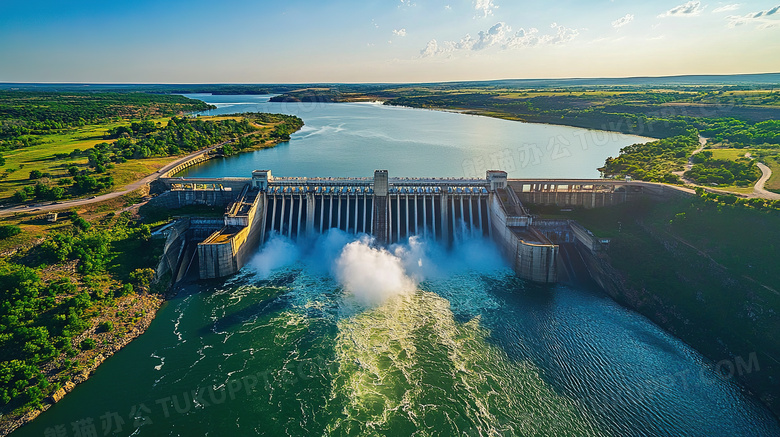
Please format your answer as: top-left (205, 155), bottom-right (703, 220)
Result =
top-left (0, 139), bottom-right (229, 217)
top-left (753, 162), bottom-right (780, 200)
top-left (670, 136), bottom-right (780, 200)
top-left (672, 135), bottom-right (706, 182)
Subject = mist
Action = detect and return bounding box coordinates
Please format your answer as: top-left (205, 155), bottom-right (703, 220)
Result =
top-left (248, 229), bottom-right (507, 306)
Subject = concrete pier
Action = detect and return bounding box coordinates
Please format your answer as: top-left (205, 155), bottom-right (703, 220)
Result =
top-left (198, 185), bottom-right (266, 279)
top-left (487, 171), bottom-right (557, 283)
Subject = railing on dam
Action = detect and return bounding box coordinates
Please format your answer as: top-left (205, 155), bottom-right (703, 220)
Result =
top-left (159, 169), bottom-right (592, 283)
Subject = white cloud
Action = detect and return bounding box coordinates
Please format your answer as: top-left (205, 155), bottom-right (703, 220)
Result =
top-left (474, 0), bottom-right (497, 18)
top-left (612, 14), bottom-right (635, 28)
top-left (726, 5), bottom-right (780, 28)
top-left (393, 28), bottom-right (407, 37)
top-left (420, 21), bottom-right (579, 57)
top-left (504, 27), bottom-right (542, 48)
top-left (538, 23), bottom-right (580, 44)
top-left (658, 1), bottom-right (705, 17)
top-left (420, 39), bottom-right (443, 57)
top-left (713, 4), bottom-right (741, 13)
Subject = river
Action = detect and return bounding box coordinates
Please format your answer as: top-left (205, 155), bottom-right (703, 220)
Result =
top-left (11, 95), bottom-right (779, 437)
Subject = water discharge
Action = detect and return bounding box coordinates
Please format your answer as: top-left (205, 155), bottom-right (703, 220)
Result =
top-left (250, 230), bottom-right (506, 307)
top-left (10, 97), bottom-right (780, 436)
top-left (246, 233), bottom-right (604, 435)
top-left (12, 229), bottom-right (780, 436)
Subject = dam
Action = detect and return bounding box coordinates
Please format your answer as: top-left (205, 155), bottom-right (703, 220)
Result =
top-left (152, 170), bottom-right (682, 283)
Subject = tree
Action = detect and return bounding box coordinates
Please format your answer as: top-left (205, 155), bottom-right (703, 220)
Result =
top-left (12, 191), bottom-right (27, 202)
top-left (0, 225), bottom-right (21, 239)
top-left (79, 338), bottom-right (96, 350)
top-left (50, 186), bottom-right (64, 200)
top-left (129, 268), bottom-right (155, 292)
top-left (72, 216), bottom-right (90, 232)
top-left (29, 170), bottom-right (42, 180)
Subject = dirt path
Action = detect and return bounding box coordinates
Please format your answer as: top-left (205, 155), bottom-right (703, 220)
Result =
top-left (670, 136), bottom-right (780, 200)
top-left (672, 135), bottom-right (707, 182)
top-left (753, 162), bottom-right (780, 200)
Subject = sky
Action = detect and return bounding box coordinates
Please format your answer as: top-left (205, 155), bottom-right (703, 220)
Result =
top-left (1, 0), bottom-right (779, 83)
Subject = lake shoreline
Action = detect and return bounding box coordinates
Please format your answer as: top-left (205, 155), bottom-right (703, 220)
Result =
top-left (1, 294), bottom-right (164, 437)
top-left (369, 99), bottom-right (660, 143)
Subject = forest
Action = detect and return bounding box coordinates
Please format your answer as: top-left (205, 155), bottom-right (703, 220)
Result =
top-left (0, 213), bottom-right (159, 413)
top-left (599, 134), bottom-right (699, 183)
top-left (0, 92), bottom-right (213, 151)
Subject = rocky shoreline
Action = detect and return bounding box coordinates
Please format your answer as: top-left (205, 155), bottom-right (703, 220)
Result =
top-left (0, 294), bottom-right (164, 437)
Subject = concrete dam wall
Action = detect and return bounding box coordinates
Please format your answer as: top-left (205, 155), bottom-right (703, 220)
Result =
top-left (263, 176), bottom-right (492, 245)
top-left (509, 178), bottom-right (693, 208)
top-left (157, 170), bottom-right (691, 284)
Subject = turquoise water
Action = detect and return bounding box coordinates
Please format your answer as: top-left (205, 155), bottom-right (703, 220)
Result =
top-left (11, 97), bottom-right (780, 436)
top-left (13, 233), bottom-right (779, 436)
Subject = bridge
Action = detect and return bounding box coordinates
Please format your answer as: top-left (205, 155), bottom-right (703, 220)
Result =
top-left (152, 170), bottom-right (690, 284)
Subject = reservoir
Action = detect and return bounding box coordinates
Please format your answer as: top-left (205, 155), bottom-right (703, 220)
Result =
top-left (177, 94), bottom-right (650, 179)
top-left (12, 96), bottom-right (779, 436)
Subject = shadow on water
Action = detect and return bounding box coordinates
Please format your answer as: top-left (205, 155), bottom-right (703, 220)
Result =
top-left (196, 270), bottom-right (302, 336)
top-left (202, 295), bottom-right (287, 335)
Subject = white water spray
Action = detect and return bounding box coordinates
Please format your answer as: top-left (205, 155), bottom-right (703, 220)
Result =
top-left (334, 236), bottom-right (416, 306)
top-left (248, 232), bottom-right (300, 279)
top-left (248, 229), bottom-right (507, 306)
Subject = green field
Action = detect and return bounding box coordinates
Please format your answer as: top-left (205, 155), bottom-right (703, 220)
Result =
top-left (709, 148), bottom-right (751, 161)
top-left (0, 110), bottom-right (302, 205)
top-left (764, 156), bottom-right (780, 193)
top-left (0, 118), bottom-right (170, 199)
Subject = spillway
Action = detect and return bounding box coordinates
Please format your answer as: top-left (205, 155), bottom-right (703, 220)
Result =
top-left (154, 170), bottom-right (680, 284)
top-left (259, 170), bottom-right (492, 245)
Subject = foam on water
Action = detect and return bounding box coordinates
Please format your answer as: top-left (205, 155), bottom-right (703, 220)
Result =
top-left (328, 290), bottom-right (604, 436)
top-left (242, 232), bottom-right (605, 435)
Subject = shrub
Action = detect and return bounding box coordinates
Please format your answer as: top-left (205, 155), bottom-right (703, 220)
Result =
top-left (98, 321), bottom-right (113, 332)
top-left (115, 283), bottom-right (134, 298)
top-left (0, 225), bottom-right (21, 239)
top-left (72, 216), bottom-right (91, 232)
top-left (79, 338), bottom-right (96, 350)
top-left (129, 268), bottom-right (155, 292)
top-left (12, 190), bottom-right (28, 202)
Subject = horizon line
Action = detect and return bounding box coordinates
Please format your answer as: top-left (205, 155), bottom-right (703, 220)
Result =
top-left (2, 71), bottom-right (780, 87)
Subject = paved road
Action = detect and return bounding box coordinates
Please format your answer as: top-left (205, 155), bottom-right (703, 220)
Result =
top-left (754, 162), bottom-right (780, 200)
top-left (0, 140), bottom-right (227, 217)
